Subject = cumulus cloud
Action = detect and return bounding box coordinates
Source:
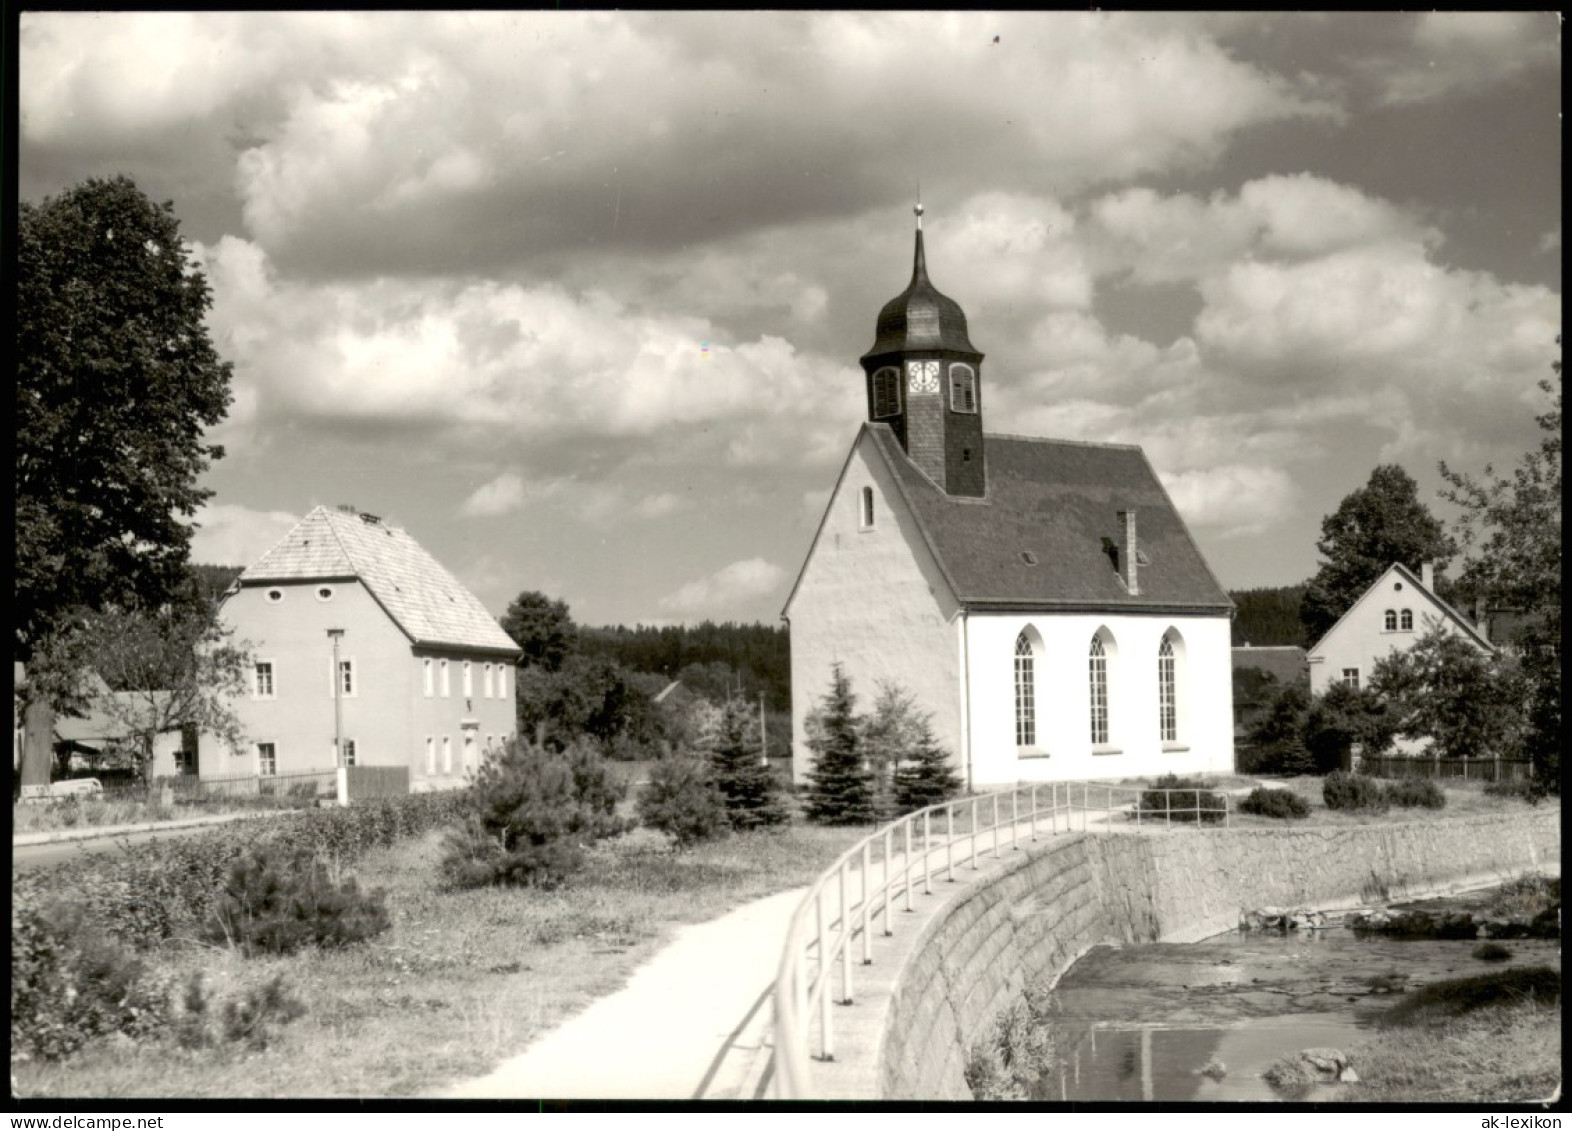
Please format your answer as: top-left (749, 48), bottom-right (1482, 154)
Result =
top-left (1158, 465), bottom-right (1298, 539)
top-left (189, 502), bottom-right (302, 567)
top-left (658, 557), bottom-right (786, 616)
top-left (1379, 12), bottom-right (1560, 106)
top-left (460, 472), bottom-right (527, 518)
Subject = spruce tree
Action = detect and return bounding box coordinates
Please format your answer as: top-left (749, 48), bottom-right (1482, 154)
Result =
top-left (892, 714), bottom-right (964, 813)
top-left (802, 665), bottom-right (876, 825)
top-left (710, 698), bottom-right (790, 830)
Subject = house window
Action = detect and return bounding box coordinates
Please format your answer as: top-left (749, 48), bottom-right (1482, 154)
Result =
top-left (441, 736), bottom-right (452, 774)
top-left (1089, 636), bottom-right (1109, 745)
top-left (1341, 668), bottom-right (1360, 689)
top-left (1400, 609), bottom-right (1413, 631)
top-left (483, 663), bottom-right (494, 699)
top-left (1014, 632), bottom-right (1036, 747)
top-left (464, 734), bottom-right (476, 773)
top-left (949, 364), bottom-right (977, 413)
top-left (872, 366), bottom-right (901, 418)
top-left (254, 661), bottom-right (275, 699)
top-left (423, 658), bottom-right (434, 697)
top-left (463, 660), bottom-right (474, 698)
top-left (497, 666), bottom-right (508, 700)
top-left (440, 659), bottom-right (450, 697)
top-left (330, 658), bottom-right (356, 698)
top-left (257, 742), bottom-right (276, 777)
top-left (860, 486), bottom-right (875, 530)
top-left (336, 738), bottom-right (356, 767)
top-left (425, 736), bottom-right (435, 776)
top-left (1384, 610), bottom-right (1397, 631)
top-left (1158, 637), bottom-right (1177, 743)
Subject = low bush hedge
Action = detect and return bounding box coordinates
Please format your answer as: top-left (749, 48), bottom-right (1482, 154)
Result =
top-left (1382, 777), bottom-right (1446, 809)
top-left (1137, 774), bottom-right (1227, 824)
top-left (1484, 778), bottom-right (1542, 804)
top-left (203, 844), bottom-right (391, 956)
top-left (1322, 770), bottom-right (1388, 812)
top-left (1237, 786), bottom-right (1311, 819)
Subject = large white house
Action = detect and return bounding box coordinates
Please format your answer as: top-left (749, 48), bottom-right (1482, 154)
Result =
top-left (1306, 561), bottom-right (1492, 698)
top-left (783, 213), bottom-right (1235, 789)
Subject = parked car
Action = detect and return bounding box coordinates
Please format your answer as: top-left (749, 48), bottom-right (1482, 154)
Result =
top-left (17, 778), bottom-right (104, 804)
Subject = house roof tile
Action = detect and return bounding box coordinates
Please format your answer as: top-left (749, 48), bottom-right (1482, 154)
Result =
top-left (866, 425), bottom-right (1233, 612)
top-left (240, 507), bottom-right (520, 654)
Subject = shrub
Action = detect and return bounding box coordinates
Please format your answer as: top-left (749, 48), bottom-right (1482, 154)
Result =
top-left (1137, 774), bottom-right (1226, 824)
top-left (1323, 770), bottom-right (1388, 812)
top-left (11, 896), bottom-right (168, 1061)
top-left (636, 756), bottom-right (729, 848)
top-left (708, 699), bottom-right (790, 831)
top-left (174, 971), bottom-right (307, 1051)
top-left (1382, 966), bottom-right (1560, 1026)
top-left (1484, 778), bottom-right (1542, 805)
top-left (1472, 942), bottom-right (1513, 962)
top-left (203, 845), bottom-right (391, 956)
top-left (1237, 786), bottom-right (1311, 819)
top-left (1383, 777), bottom-right (1446, 809)
top-left (439, 737), bottom-right (628, 889)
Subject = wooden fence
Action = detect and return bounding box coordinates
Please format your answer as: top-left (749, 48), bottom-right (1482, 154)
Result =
top-left (1358, 754), bottom-right (1532, 784)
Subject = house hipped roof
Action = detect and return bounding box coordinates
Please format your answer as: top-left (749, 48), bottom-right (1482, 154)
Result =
top-left (863, 425), bottom-right (1233, 612)
top-left (240, 507), bottom-right (520, 655)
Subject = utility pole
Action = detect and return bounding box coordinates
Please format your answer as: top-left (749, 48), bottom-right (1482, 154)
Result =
top-left (328, 628), bottom-right (347, 807)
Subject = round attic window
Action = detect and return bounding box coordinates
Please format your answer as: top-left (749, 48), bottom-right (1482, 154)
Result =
top-left (1394, 582), bottom-right (1404, 591)
top-left (266, 589), bottom-right (284, 604)
top-left (315, 586), bottom-right (335, 602)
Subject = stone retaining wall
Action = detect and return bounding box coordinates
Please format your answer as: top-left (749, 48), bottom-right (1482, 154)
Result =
top-left (879, 810), bottom-right (1561, 1099)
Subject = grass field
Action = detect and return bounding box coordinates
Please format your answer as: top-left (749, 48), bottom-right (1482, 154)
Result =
top-left (12, 820), bottom-right (869, 1099)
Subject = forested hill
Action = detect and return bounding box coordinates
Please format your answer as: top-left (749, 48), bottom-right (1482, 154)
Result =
top-left (1229, 585), bottom-right (1309, 648)
top-left (577, 621), bottom-right (790, 711)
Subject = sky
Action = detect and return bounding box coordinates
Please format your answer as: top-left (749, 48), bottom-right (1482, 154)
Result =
top-left (18, 12), bottom-right (1562, 628)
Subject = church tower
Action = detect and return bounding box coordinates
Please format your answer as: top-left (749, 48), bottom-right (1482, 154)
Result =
top-left (860, 203), bottom-right (986, 498)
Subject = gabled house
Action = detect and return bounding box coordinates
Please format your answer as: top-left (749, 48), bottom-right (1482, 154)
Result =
top-left (1306, 561), bottom-right (1492, 698)
top-left (784, 212), bottom-right (1235, 789)
top-left (217, 506), bottom-right (521, 790)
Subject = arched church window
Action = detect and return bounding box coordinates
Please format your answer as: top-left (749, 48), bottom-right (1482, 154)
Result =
top-left (1089, 635), bottom-right (1109, 745)
top-left (1400, 609), bottom-right (1413, 631)
top-left (1014, 632), bottom-right (1036, 747)
top-left (1384, 610), bottom-right (1398, 631)
top-left (1158, 636), bottom-right (1177, 743)
top-left (860, 486), bottom-right (875, 529)
top-left (872, 367), bottom-right (901, 418)
top-left (949, 364), bottom-right (977, 414)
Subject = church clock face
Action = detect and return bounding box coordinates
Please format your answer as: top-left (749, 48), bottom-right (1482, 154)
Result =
top-left (908, 360), bottom-right (940, 393)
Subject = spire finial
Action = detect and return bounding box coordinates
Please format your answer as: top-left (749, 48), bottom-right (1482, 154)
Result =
top-left (914, 188), bottom-right (923, 231)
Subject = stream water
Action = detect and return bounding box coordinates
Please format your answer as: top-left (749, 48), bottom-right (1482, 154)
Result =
top-left (1033, 889), bottom-right (1561, 1103)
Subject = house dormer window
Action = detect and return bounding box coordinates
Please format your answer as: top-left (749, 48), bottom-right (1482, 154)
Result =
top-left (872, 367), bottom-right (901, 418)
top-left (1400, 609), bottom-right (1413, 631)
top-left (949, 363), bottom-right (977, 413)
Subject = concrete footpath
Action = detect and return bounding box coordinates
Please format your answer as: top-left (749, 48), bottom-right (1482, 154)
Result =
top-left (443, 885), bottom-right (807, 1101)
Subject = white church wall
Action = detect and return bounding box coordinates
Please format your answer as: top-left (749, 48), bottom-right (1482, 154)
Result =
top-left (965, 612), bottom-right (1234, 786)
top-left (786, 438), bottom-right (962, 784)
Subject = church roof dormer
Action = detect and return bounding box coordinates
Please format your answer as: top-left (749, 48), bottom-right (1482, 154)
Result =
top-left (862, 204), bottom-right (978, 361)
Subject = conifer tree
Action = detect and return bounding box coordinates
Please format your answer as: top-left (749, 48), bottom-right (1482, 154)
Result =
top-left (802, 665), bottom-right (876, 825)
top-left (892, 714), bottom-right (964, 813)
top-left (709, 697), bottom-right (790, 830)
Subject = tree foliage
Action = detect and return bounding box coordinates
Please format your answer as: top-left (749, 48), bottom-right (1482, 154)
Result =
top-left (1305, 682), bottom-right (1397, 772)
top-left (1369, 622), bottom-right (1522, 759)
top-left (1229, 585), bottom-right (1309, 648)
top-left (577, 620), bottom-right (791, 711)
top-left (17, 176), bottom-right (233, 664)
top-left (1439, 354), bottom-right (1561, 790)
top-left (636, 756), bottom-right (729, 848)
top-left (802, 665), bottom-right (876, 825)
top-left (1299, 465), bottom-right (1454, 644)
top-left (859, 682), bottom-right (927, 818)
top-left (501, 591), bottom-right (577, 672)
top-left (891, 713), bottom-right (964, 813)
top-left (1240, 682), bottom-right (1313, 775)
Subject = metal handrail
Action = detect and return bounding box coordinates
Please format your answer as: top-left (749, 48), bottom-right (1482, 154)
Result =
top-left (769, 780), bottom-right (1229, 1098)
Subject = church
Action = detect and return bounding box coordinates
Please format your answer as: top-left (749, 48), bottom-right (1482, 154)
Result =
top-left (782, 208), bottom-right (1235, 790)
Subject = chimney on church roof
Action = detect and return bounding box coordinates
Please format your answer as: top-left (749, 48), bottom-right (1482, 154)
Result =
top-left (1421, 561), bottom-right (1435, 590)
top-left (1117, 510), bottom-right (1140, 596)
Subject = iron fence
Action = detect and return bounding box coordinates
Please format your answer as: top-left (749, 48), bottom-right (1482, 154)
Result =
top-left (770, 780), bottom-right (1230, 1099)
top-left (1359, 754), bottom-right (1532, 784)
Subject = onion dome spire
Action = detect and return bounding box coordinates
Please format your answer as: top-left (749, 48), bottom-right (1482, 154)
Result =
top-left (862, 201), bottom-right (978, 360)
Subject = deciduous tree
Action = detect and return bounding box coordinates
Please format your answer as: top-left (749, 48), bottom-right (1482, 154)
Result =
top-left (1299, 465), bottom-right (1454, 644)
top-left (1369, 621), bottom-right (1523, 760)
top-left (17, 176), bottom-right (233, 789)
top-left (501, 591), bottom-right (576, 672)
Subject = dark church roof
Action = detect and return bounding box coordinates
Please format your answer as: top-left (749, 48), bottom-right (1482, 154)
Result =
top-left (865, 424), bottom-right (1233, 613)
top-left (862, 229), bottom-right (979, 360)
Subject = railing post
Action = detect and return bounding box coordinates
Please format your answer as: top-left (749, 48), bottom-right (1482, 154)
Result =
top-left (962, 795), bottom-right (974, 874)
top-left (993, 792), bottom-right (1001, 858)
top-left (840, 863), bottom-right (853, 1003)
top-left (883, 826), bottom-right (894, 934)
top-left (860, 841), bottom-right (872, 964)
top-left (922, 809), bottom-right (933, 894)
top-left (816, 888), bottom-right (832, 1061)
top-left (1030, 784), bottom-right (1038, 840)
top-left (1011, 788), bottom-right (1019, 849)
top-left (946, 804), bottom-right (956, 883)
top-left (903, 819), bottom-right (914, 911)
